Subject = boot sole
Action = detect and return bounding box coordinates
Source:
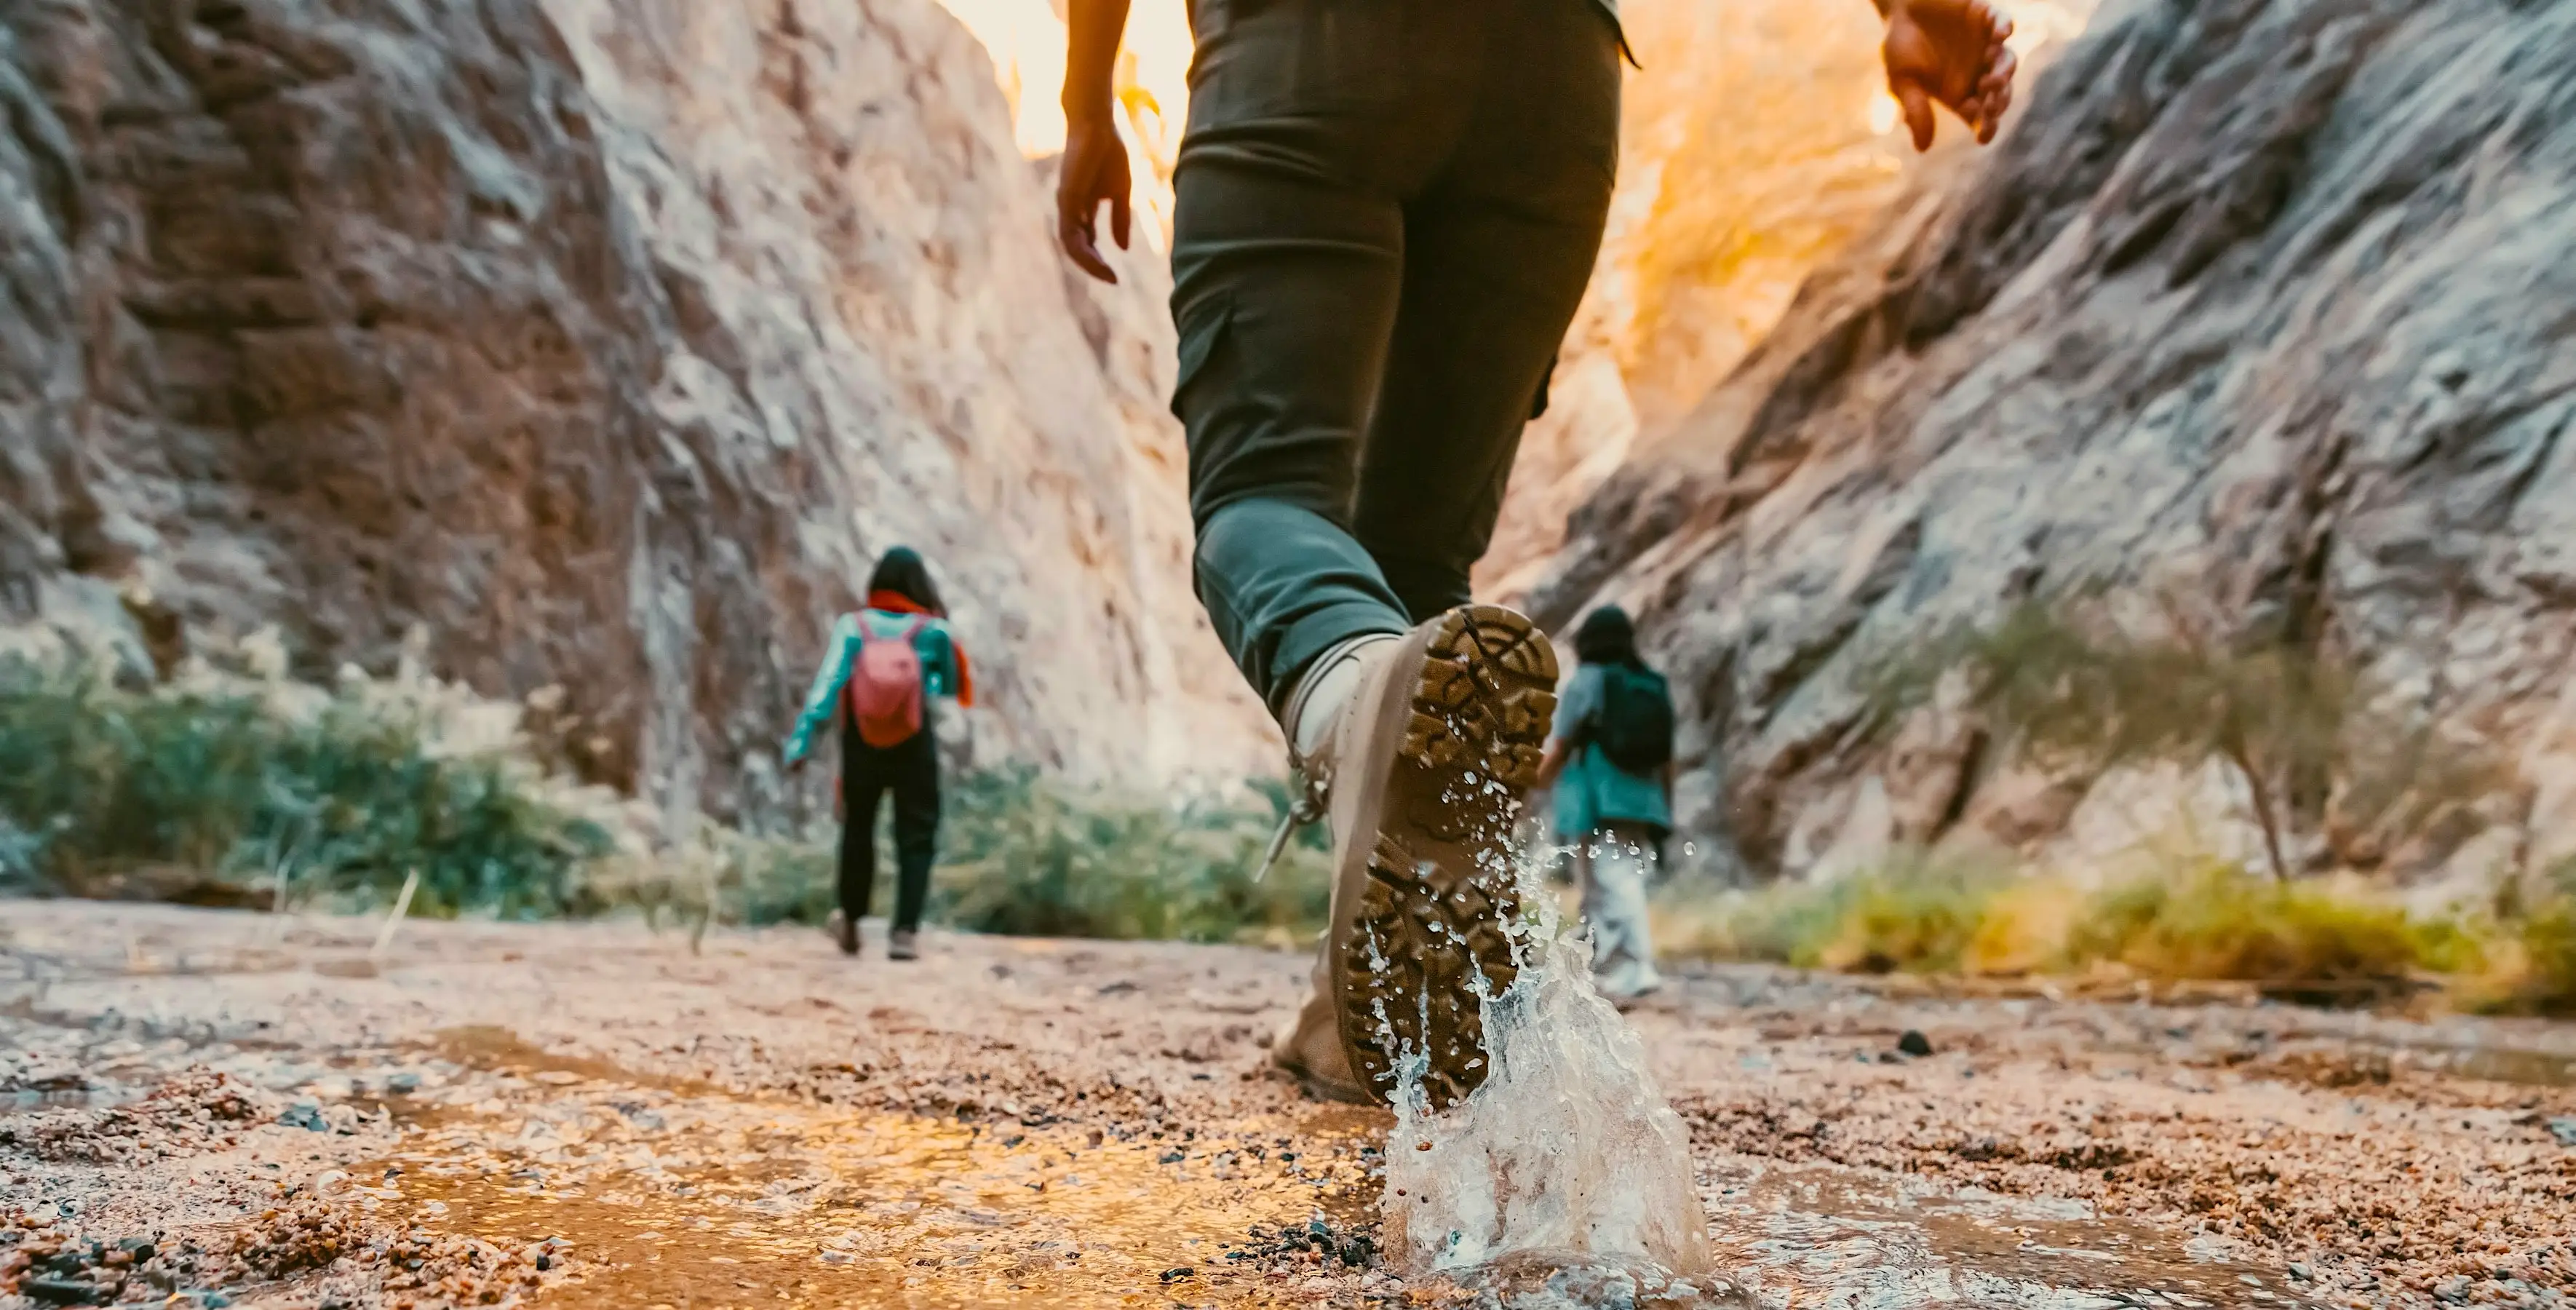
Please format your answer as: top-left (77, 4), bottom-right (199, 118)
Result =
top-left (1332, 605), bottom-right (1557, 1111)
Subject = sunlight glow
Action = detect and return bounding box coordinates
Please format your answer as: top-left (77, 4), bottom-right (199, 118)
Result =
top-left (934, 0), bottom-right (1194, 243)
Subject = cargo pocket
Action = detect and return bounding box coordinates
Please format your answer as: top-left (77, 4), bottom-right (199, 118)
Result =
top-left (1170, 292), bottom-right (1236, 425)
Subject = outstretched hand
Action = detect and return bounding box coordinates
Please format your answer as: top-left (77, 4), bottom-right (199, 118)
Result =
top-left (1882, 0), bottom-right (2019, 150)
top-left (1057, 112), bottom-right (1133, 284)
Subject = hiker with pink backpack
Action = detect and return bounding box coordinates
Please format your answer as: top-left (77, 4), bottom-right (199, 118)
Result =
top-left (783, 547), bottom-right (975, 961)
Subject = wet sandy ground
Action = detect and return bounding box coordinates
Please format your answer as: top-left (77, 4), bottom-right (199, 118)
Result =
top-left (5, 901), bottom-right (2575, 1309)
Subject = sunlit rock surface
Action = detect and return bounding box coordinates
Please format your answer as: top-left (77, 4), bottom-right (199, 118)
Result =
top-left (1479, 0), bottom-right (2096, 599)
top-left (1537, 0), bottom-right (2576, 879)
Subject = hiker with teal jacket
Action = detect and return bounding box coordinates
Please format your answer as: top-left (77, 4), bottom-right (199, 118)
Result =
top-left (784, 547), bottom-right (974, 961)
top-left (1536, 605), bottom-right (1675, 1001)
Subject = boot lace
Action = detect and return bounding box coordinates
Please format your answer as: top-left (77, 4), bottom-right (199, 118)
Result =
top-left (1253, 767), bottom-right (1327, 884)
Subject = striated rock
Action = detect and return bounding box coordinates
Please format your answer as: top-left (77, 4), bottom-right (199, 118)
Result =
top-left (0, 0), bottom-right (1272, 830)
top-left (1535, 0), bottom-right (2576, 876)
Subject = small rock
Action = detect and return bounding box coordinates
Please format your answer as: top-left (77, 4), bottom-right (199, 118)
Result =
top-left (2547, 1117), bottom-right (2576, 1148)
top-left (1897, 1030), bottom-right (1934, 1058)
top-left (1160, 1150), bottom-right (1186, 1164)
top-left (1161, 1266), bottom-right (1195, 1282)
top-left (386, 1072), bottom-right (423, 1093)
top-left (2289, 1263), bottom-right (2312, 1281)
top-left (279, 1102), bottom-right (327, 1132)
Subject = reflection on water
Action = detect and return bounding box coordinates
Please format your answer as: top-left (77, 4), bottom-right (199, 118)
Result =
top-left (381, 1043), bottom-right (1391, 1309)
top-left (1711, 1162), bottom-right (2318, 1309)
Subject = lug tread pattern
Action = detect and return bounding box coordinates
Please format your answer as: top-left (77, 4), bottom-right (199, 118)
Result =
top-left (1337, 606), bottom-right (1557, 1111)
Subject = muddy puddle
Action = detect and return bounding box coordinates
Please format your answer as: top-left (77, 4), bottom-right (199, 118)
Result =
top-left (374, 1030), bottom-right (1389, 1307)
top-left (360, 1027), bottom-right (2321, 1309)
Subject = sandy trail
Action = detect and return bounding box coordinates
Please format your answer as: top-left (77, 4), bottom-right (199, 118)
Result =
top-left (4, 901), bottom-right (2575, 1309)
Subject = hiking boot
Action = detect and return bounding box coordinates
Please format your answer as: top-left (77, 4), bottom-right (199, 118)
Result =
top-left (1286, 604), bottom-right (1557, 1111)
top-left (829, 909), bottom-right (859, 957)
top-left (1268, 948), bottom-right (1373, 1104)
top-left (887, 929), bottom-right (920, 961)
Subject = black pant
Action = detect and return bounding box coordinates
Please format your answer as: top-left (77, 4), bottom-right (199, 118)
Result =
top-left (1171, 0), bottom-right (1623, 704)
top-left (838, 726), bottom-right (939, 934)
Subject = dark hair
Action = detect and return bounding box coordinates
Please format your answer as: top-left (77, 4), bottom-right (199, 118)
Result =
top-left (866, 546), bottom-right (946, 616)
top-left (1573, 605), bottom-right (1645, 670)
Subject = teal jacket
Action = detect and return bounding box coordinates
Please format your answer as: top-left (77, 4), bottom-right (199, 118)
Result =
top-left (783, 608), bottom-right (969, 763)
top-left (1550, 663), bottom-right (1675, 839)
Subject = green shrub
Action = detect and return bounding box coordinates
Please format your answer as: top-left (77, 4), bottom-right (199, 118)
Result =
top-left (2059, 860), bottom-right (2424, 996)
top-left (928, 767), bottom-right (1329, 945)
top-left (2456, 863), bottom-right (2576, 1015)
top-left (0, 661), bottom-right (613, 918)
top-left (1653, 854), bottom-right (2010, 974)
top-left (593, 768), bottom-right (1331, 948)
top-left (1661, 854), bottom-right (2454, 1003)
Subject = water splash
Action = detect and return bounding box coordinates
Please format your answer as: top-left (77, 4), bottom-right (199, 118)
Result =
top-left (1380, 846), bottom-right (1741, 1307)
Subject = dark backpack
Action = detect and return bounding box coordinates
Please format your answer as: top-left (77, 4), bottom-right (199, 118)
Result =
top-left (1589, 664), bottom-right (1675, 775)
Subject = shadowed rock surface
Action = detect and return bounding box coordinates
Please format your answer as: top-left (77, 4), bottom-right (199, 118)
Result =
top-left (1535, 0), bottom-right (2576, 878)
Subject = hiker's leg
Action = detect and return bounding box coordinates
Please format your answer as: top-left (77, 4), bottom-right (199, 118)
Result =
top-left (1591, 822), bottom-right (1663, 997)
top-left (1572, 834), bottom-right (1610, 969)
top-left (1351, 0), bottom-right (1621, 620)
top-left (837, 738), bottom-right (891, 928)
top-left (1170, 0), bottom-right (1476, 707)
top-left (889, 733), bottom-right (941, 937)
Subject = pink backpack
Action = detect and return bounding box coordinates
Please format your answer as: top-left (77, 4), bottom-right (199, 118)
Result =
top-left (843, 615), bottom-right (929, 747)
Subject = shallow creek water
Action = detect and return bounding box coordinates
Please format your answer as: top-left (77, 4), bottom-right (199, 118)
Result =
top-left (375, 1020), bottom-right (2313, 1309)
top-left (365, 902), bottom-right (2326, 1310)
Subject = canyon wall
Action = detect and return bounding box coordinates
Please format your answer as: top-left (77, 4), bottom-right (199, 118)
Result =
top-left (1536, 0), bottom-right (2576, 885)
top-left (0, 0), bottom-right (1274, 833)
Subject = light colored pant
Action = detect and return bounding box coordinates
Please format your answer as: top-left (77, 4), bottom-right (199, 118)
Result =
top-left (1573, 827), bottom-right (1662, 999)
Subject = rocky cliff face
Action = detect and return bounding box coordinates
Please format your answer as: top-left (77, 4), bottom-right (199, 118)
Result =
top-left (1535, 0), bottom-right (2576, 883)
top-left (0, 0), bottom-right (1273, 830)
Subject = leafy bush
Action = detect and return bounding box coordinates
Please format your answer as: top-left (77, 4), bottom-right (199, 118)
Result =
top-left (2060, 860), bottom-right (2424, 997)
top-left (928, 767), bottom-right (1329, 945)
top-left (1661, 854), bottom-right (2464, 1003)
top-left (2453, 863), bottom-right (2576, 1016)
top-left (584, 769), bottom-right (1330, 948)
top-left (0, 661), bottom-right (614, 918)
top-left (1872, 599), bottom-right (2505, 878)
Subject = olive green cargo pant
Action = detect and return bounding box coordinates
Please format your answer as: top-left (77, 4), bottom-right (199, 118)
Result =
top-left (1171, 0), bottom-right (1623, 710)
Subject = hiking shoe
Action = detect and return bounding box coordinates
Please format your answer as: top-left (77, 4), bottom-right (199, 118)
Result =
top-left (888, 929), bottom-right (919, 961)
top-left (1268, 951), bottom-right (1373, 1104)
top-left (1295, 605), bottom-right (1557, 1111)
top-left (830, 910), bottom-right (859, 956)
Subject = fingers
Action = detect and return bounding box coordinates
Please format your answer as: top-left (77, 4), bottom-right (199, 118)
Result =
top-left (1054, 168), bottom-right (1120, 285)
top-left (1111, 189), bottom-right (1132, 253)
top-left (1896, 79), bottom-right (1936, 151)
top-left (1058, 203), bottom-right (1118, 284)
top-left (1976, 43), bottom-right (2019, 142)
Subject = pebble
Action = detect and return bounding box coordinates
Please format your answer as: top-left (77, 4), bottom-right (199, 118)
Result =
top-left (1898, 1030), bottom-right (1935, 1058)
